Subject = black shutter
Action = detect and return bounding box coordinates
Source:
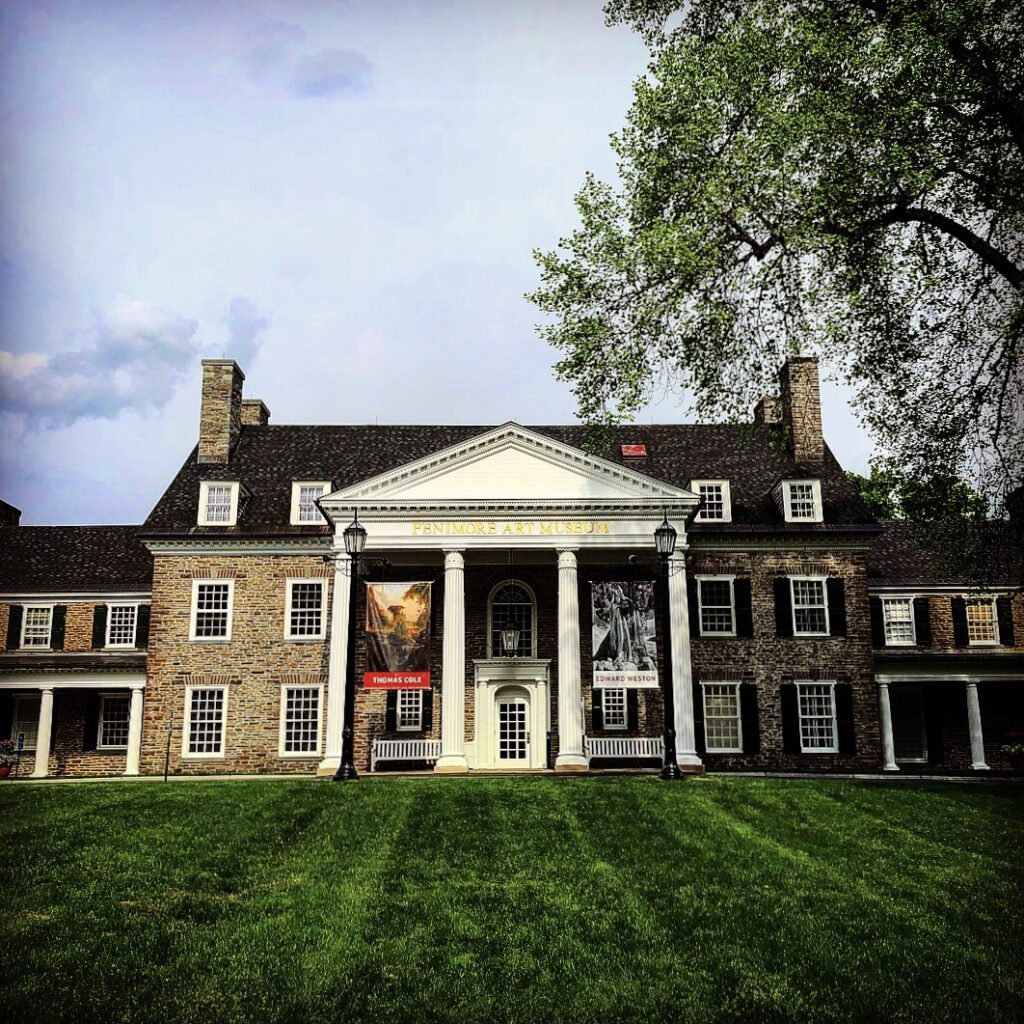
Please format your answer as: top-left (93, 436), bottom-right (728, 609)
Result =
top-left (924, 686), bottom-right (945, 765)
top-left (835, 683), bottom-right (856, 754)
top-left (781, 684), bottom-right (800, 752)
top-left (6, 606), bottom-right (23, 651)
top-left (92, 605), bottom-right (108, 649)
top-left (740, 683), bottom-right (760, 754)
top-left (913, 598), bottom-right (932, 647)
top-left (774, 578), bottom-right (793, 637)
top-left (826, 579), bottom-right (847, 637)
top-left (870, 597), bottom-right (885, 647)
top-left (734, 579), bottom-right (754, 637)
top-left (50, 605), bottom-right (67, 650)
top-left (385, 691), bottom-right (397, 732)
top-left (951, 598), bottom-right (969, 646)
top-left (135, 604), bottom-right (151, 648)
top-left (996, 597), bottom-right (1015, 646)
top-left (693, 680), bottom-right (706, 755)
top-left (0, 692), bottom-right (13, 740)
top-left (626, 690), bottom-right (639, 731)
top-left (421, 688), bottom-right (433, 730)
top-left (687, 578), bottom-right (700, 635)
top-left (83, 692), bottom-right (100, 752)
top-left (592, 688), bottom-right (604, 732)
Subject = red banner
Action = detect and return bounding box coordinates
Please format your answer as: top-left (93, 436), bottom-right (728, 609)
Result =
top-left (364, 582), bottom-right (432, 689)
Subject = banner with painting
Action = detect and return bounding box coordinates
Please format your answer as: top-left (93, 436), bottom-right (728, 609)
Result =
top-left (590, 581), bottom-right (659, 688)
top-left (364, 582), bottom-right (432, 688)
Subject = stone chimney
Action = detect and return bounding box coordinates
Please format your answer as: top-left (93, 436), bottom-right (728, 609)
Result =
top-left (778, 356), bottom-right (824, 462)
top-left (241, 399), bottom-right (271, 426)
top-left (0, 499), bottom-right (21, 526)
top-left (198, 359), bottom-right (245, 464)
top-left (753, 395), bottom-right (782, 424)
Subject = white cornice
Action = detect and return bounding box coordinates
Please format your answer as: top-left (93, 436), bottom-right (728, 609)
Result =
top-left (0, 672), bottom-right (146, 689)
top-left (0, 591), bottom-right (151, 603)
top-left (143, 539), bottom-right (332, 556)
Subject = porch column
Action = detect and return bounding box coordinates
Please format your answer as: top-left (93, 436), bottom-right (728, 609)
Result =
top-left (436, 549), bottom-right (469, 773)
top-left (555, 548), bottom-right (587, 771)
top-left (966, 681), bottom-right (988, 770)
top-left (877, 682), bottom-right (898, 772)
top-left (31, 686), bottom-right (54, 778)
top-left (124, 685), bottom-right (145, 776)
top-left (319, 554), bottom-right (353, 775)
top-left (668, 555), bottom-right (703, 770)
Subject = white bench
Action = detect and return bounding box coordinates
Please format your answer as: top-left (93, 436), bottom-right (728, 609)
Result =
top-left (371, 738), bottom-right (442, 772)
top-left (584, 736), bottom-right (665, 762)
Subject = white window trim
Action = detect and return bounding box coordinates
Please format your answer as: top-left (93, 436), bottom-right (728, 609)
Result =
top-left (290, 481), bottom-right (332, 526)
top-left (781, 479), bottom-right (823, 523)
top-left (601, 687), bottom-right (628, 731)
top-left (701, 681), bottom-right (744, 753)
top-left (96, 692), bottom-right (131, 751)
top-left (182, 685), bottom-right (228, 760)
top-left (966, 596), bottom-right (1000, 647)
top-left (396, 689), bottom-right (424, 732)
top-left (104, 602), bottom-right (141, 649)
top-left (11, 694), bottom-right (40, 751)
top-left (691, 480), bottom-right (732, 523)
top-left (189, 579), bottom-right (235, 643)
top-left (795, 680), bottom-right (839, 754)
top-left (881, 596), bottom-right (916, 647)
top-left (284, 579), bottom-right (327, 641)
top-left (486, 579), bottom-right (539, 658)
top-left (198, 481), bottom-right (241, 527)
top-left (277, 683), bottom-right (324, 757)
top-left (20, 603), bottom-right (54, 650)
top-left (790, 576), bottom-right (830, 637)
top-left (695, 575), bottom-right (737, 637)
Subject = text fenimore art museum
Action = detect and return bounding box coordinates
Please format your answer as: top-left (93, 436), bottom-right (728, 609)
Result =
top-left (1, 356), bottom-right (1022, 779)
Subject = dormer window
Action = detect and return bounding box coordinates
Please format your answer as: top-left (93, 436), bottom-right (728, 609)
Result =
top-left (776, 479), bottom-right (823, 523)
top-left (199, 481), bottom-right (240, 526)
top-left (691, 480), bottom-right (732, 522)
top-left (290, 482), bottom-right (332, 525)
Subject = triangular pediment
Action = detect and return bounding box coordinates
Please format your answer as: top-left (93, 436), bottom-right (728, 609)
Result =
top-left (323, 423), bottom-right (695, 509)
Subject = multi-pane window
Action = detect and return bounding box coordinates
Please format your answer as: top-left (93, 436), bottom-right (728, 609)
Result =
top-left (291, 482), bottom-right (330, 525)
top-left (12, 695), bottom-right (40, 750)
top-left (185, 688), bottom-right (226, 756)
top-left (286, 581), bottom-right (325, 639)
top-left (966, 598), bottom-right (998, 644)
top-left (397, 690), bottom-right (423, 731)
top-left (21, 606), bottom-right (53, 648)
top-left (882, 598), bottom-right (915, 646)
top-left (702, 683), bottom-right (742, 752)
top-left (693, 481), bottom-right (731, 522)
top-left (788, 483), bottom-right (817, 519)
top-left (281, 687), bottom-right (321, 754)
top-left (777, 479), bottom-right (822, 522)
top-left (106, 604), bottom-right (138, 647)
top-left (203, 484), bottom-right (235, 524)
top-left (791, 578), bottom-right (829, 635)
top-left (98, 695), bottom-right (131, 749)
top-left (191, 582), bottom-right (233, 640)
top-left (698, 578), bottom-right (736, 635)
top-left (490, 583), bottom-right (534, 657)
top-left (796, 682), bottom-right (838, 752)
top-left (602, 688), bottom-right (627, 729)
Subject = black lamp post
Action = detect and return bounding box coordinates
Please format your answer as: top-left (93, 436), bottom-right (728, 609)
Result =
top-left (655, 511), bottom-right (682, 780)
top-left (334, 508), bottom-right (367, 782)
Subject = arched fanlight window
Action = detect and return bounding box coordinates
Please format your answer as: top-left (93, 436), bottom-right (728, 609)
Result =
top-left (489, 581), bottom-right (536, 658)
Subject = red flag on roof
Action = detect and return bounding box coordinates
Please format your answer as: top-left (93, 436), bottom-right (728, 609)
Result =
top-left (621, 444), bottom-right (647, 458)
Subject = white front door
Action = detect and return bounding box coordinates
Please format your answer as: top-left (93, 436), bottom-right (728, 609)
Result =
top-left (497, 697), bottom-right (530, 764)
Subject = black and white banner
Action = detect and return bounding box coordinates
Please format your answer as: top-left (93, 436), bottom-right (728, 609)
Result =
top-left (590, 581), bottom-right (658, 688)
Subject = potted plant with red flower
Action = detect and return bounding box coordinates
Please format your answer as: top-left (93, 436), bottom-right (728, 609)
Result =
top-left (0, 739), bottom-right (17, 779)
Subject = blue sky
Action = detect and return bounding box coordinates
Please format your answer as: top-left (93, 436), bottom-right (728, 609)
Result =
top-left (0, 0), bottom-right (874, 525)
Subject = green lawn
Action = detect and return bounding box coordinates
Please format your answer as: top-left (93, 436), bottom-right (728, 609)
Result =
top-left (2, 778), bottom-right (1021, 1024)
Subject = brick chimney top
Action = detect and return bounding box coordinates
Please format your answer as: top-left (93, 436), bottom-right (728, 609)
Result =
top-left (198, 360), bottom-right (245, 464)
top-left (778, 356), bottom-right (824, 462)
top-left (753, 395), bottom-right (782, 424)
top-left (241, 399), bottom-right (271, 426)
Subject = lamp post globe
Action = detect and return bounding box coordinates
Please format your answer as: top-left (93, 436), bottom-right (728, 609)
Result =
top-left (335, 509), bottom-right (366, 782)
top-left (656, 512), bottom-right (682, 780)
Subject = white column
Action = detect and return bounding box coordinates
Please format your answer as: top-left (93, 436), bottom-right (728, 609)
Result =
top-left (877, 682), bottom-right (898, 772)
top-left (668, 555), bottom-right (703, 770)
top-left (555, 548), bottom-right (587, 771)
top-left (435, 549), bottom-right (469, 773)
top-left (318, 554), bottom-right (353, 775)
top-left (966, 681), bottom-right (989, 770)
top-left (124, 686), bottom-right (145, 776)
top-left (31, 686), bottom-right (54, 778)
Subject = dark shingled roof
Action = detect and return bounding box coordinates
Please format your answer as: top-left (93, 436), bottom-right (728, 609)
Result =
top-left (142, 422), bottom-right (877, 533)
top-left (0, 526), bottom-right (152, 593)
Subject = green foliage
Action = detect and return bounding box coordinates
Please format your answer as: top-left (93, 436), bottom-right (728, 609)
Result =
top-left (2, 778), bottom-right (1023, 1023)
top-left (847, 463), bottom-right (989, 521)
top-left (530, 0), bottom-right (1023, 514)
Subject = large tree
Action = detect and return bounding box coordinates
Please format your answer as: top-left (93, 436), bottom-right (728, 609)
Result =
top-left (530, 0), bottom-right (1023, 515)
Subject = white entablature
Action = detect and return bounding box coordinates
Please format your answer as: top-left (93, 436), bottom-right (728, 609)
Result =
top-left (319, 423), bottom-right (699, 550)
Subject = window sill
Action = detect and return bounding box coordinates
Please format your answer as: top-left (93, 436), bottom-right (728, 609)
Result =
top-left (284, 636), bottom-right (327, 643)
top-left (799, 748), bottom-right (839, 755)
top-left (278, 750), bottom-right (321, 758)
top-left (792, 632), bottom-right (831, 639)
top-left (700, 632), bottom-right (738, 638)
top-left (96, 745), bottom-right (129, 752)
top-left (706, 747), bottom-right (743, 754)
top-left (181, 753), bottom-right (226, 761)
top-left (188, 638), bottom-right (231, 644)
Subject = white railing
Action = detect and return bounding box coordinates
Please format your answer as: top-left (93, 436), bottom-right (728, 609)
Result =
top-left (584, 736), bottom-right (665, 761)
top-left (371, 738), bottom-right (442, 772)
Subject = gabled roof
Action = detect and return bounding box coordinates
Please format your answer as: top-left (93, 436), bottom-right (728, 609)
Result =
top-left (0, 526), bottom-right (152, 593)
top-left (142, 422), bottom-right (876, 534)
